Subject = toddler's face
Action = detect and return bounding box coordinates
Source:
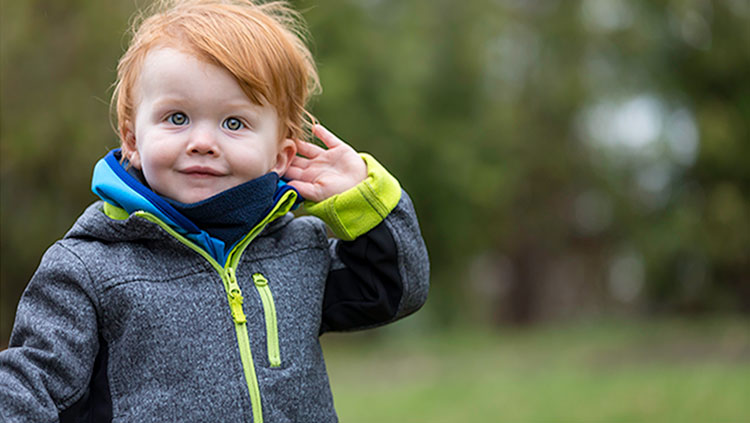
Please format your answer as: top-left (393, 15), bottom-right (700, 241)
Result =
top-left (124, 47), bottom-right (294, 204)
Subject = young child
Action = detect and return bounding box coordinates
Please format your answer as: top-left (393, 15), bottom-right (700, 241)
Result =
top-left (0, 1), bottom-right (429, 421)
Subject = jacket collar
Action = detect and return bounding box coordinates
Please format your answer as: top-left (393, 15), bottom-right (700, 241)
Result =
top-left (91, 149), bottom-right (302, 264)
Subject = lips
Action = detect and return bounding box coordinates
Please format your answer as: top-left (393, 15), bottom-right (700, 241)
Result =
top-left (179, 166), bottom-right (225, 176)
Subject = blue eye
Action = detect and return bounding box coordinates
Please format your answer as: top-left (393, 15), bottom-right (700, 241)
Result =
top-left (168, 112), bottom-right (188, 125)
top-left (223, 117), bottom-right (244, 131)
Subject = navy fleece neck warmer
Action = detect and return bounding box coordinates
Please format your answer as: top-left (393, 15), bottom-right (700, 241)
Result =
top-left (164, 173), bottom-right (280, 253)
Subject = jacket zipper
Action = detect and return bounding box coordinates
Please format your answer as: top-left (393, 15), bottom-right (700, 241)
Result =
top-left (130, 189), bottom-right (297, 423)
top-left (135, 212), bottom-right (264, 423)
top-left (252, 273), bottom-right (281, 367)
top-left (226, 267), bottom-right (263, 423)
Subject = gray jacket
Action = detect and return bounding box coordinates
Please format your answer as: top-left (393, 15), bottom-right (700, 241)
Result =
top-left (0, 184), bottom-right (429, 422)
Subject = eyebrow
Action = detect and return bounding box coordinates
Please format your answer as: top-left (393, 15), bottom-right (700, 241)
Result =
top-left (150, 96), bottom-right (187, 110)
top-left (151, 95), bottom-right (259, 110)
top-left (217, 100), bottom-right (268, 119)
top-left (223, 98), bottom-right (261, 110)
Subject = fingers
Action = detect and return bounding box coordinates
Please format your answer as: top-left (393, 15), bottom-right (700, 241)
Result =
top-left (313, 124), bottom-right (345, 149)
top-left (294, 138), bottom-right (325, 158)
top-left (286, 179), bottom-right (309, 197)
top-left (293, 124), bottom-right (349, 159)
top-left (288, 155), bottom-right (311, 170)
top-left (282, 163), bottom-right (307, 181)
top-left (286, 180), bottom-right (323, 202)
top-left (284, 156), bottom-right (320, 181)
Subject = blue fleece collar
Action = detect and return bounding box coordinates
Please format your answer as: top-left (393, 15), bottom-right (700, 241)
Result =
top-left (91, 149), bottom-right (302, 264)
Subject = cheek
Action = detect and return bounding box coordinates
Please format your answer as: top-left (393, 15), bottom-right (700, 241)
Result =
top-left (229, 147), bottom-right (274, 178)
top-left (137, 142), bottom-right (174, 176)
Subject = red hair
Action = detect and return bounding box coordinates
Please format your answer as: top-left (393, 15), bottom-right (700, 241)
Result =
top-left (112, 0), bottom-right (320, 149)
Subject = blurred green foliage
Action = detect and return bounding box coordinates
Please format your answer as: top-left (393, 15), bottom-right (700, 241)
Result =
top-left (1, 0), bottom-right (749, 340)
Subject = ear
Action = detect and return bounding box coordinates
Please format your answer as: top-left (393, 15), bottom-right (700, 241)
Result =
top-left (120, 121), bottom-right (141, 169)
top-left (270, 138), bottom-right (297, 176)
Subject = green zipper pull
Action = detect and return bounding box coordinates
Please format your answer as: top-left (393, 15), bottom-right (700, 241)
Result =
top-left (253, 273), bottom-right (281, 367)
top-left (252, 273), bottom-right (268, 286)
top-left (227, 268), bottom-right (246, 324)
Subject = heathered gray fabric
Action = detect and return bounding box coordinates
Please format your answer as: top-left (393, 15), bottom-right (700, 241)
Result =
top-left (0, 192), bottom-right (429, 422)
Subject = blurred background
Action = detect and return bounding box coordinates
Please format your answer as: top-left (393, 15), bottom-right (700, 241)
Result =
top-left (1, 0), bottom-right (748, 421)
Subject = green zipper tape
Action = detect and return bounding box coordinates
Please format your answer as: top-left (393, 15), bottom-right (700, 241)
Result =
top-left (253, 273), bottom-right (281, 367)
top-left (134, 212), bottom-right (263, 422)
top-left (128, 189), bottom-right (298, 423)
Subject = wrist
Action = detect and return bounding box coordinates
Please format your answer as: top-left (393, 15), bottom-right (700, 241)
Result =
top-left (305, 153), bottom-right (401, 240)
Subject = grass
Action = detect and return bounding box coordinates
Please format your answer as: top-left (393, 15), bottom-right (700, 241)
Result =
top-left (320, 317), bottom-right (750, 422)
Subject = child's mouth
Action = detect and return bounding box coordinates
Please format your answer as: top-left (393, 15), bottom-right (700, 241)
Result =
top-left (180, 166), bottom-right (225, 177)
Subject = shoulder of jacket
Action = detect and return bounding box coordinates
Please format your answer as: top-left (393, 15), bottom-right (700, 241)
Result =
top-left (253, 213), bottom-right (329, 254)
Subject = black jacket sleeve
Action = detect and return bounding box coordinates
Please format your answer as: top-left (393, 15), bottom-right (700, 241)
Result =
top-left (320, 192), bottom-right (429, 334)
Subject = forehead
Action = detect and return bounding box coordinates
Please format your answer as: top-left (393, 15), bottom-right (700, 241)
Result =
top-left (139, 45), bottom-right (286, 111)
top-left (133, 47), bottom-right (272, 117)
top-left (136, 47), bottom-right (251, 104)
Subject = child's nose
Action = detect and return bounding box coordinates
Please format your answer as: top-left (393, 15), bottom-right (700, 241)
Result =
top-left (186, 127), bottom-right (218, 155)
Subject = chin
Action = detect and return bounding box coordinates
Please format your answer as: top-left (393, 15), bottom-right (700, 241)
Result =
top-left (166, 192), bottom-right (210, 204)
top-left (183, 195), bottom-right (212, 204)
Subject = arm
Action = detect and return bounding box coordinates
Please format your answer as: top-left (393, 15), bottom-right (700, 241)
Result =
top-left (0, 243), bottom-right (100, 422)
top-left (285, 126), bottom-right (429, 333)
top-left (317, 189), bottom-right (429, 333)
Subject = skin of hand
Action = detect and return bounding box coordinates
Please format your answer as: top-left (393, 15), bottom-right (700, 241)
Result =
top-left (284, 124), bottom-right (368, 203)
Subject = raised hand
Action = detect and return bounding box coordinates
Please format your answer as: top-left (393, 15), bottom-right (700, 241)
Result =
top-left (284, 125), bottom-right (367, 203)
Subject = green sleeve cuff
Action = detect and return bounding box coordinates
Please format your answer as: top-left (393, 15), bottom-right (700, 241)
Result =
top-left (304, 153), bottom-right (402, 241)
